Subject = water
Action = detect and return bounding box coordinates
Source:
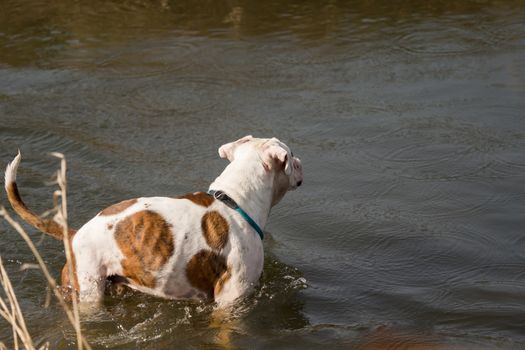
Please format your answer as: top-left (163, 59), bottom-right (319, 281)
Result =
top-left (1, 0), bottom-right (525, 348)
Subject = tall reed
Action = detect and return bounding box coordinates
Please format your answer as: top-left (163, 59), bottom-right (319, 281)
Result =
top-left (0, 152), bottom-right (91, 350)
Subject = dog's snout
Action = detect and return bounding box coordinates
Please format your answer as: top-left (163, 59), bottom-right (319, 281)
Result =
top-left (291, 156), bottom-right (303, 188)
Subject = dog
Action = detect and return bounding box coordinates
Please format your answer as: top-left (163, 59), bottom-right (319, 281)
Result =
top-left (4, 136), bottom-right (303, 307)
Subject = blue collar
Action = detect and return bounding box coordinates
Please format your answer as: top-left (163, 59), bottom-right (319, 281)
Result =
top-left (207, 190), bottom-right (264, 240)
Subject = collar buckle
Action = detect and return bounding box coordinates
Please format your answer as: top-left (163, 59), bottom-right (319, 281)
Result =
top-left (207, 189), bottom-right (264, 240)
top-left (209, 190), bottom-right (238, 210)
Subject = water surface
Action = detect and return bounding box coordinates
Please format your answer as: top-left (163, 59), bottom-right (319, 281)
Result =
top-left (1, 0), bottom-right (525, 349)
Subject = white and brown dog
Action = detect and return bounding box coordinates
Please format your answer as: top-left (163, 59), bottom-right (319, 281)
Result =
top-left (4, 136), bottom-right (303, 307)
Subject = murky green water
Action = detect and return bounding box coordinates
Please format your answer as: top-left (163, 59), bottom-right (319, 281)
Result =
top-left (1, 0), bottom-right (525, 349)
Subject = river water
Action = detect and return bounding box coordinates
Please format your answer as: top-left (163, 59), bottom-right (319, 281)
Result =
top-left (1, 1), bottom-right (525, 349)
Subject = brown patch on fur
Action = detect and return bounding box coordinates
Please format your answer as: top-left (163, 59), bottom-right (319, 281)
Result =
top-left (60, 264), bottom-right (78, 301)
top-left (178, 192), bottom-right (215, 207)
top-left (214, 266), bottom-right (232, 296)
top-left (100, 198), bottom-right (137, 216)
top-left (201, 211), bottom-right (229, 250)
top-left (107, 223), bottom-right (114, 230)
top-left (60, 238), bottom-right (80, 300)
top-left (186, 250), bottom-right (228, 299)
top-left (6, 183), bottom-right (75, 240)
top-left (114, 210), bottom-right (174, 288)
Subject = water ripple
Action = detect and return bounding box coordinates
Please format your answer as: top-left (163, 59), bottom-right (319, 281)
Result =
top-left (125, 75), bottom-right (235, 114)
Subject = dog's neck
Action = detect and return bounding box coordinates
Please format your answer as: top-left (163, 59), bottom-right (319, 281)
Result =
top-left (209, 158), bottom-right (275, 229)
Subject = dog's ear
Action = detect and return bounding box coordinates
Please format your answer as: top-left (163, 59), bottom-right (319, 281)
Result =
top-left (262, 142), bottom-right (292, 175)
top-left (218, 135), bottom-right (253, 161)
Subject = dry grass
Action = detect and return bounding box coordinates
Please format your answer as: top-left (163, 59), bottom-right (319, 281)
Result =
top-left (0, 152), bottom-right (91, 350)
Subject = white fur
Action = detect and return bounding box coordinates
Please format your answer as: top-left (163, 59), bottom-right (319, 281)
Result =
top-left (4, 150), bottom-right (21, 187)
top-left (9, 137), bottom-right (303, 307)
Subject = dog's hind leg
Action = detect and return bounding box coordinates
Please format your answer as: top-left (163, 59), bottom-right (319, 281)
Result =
top-left (213, 273), bottom-right (250, 309)
top-left (77, 272), bottom-right (105, 304)
top-left (74, 253), bottom-right (106, 304)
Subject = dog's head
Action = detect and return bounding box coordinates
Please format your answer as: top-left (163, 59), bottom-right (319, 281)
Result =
top-left (218, 135), bottom-right (303, 206)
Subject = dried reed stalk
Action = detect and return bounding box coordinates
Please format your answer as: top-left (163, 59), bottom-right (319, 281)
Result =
top-left (0, 152), bottom-right (91, 350)
top-left (49, 152), bottom-right (83, 350)
top-left (0, 257), bottom-right (35, 350)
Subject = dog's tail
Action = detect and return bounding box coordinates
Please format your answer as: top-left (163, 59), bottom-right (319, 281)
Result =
top-left (4, 151), bottom-right (74, 240)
